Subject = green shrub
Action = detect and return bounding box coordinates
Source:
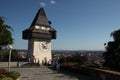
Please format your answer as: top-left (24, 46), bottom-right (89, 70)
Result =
top-left (0, 74), bottom-right (6, 78)
top-left (99, 66), bottom-right (110, 70)
top-left (3, 71), bottom-right (20, 80)
top-left (0, 77), bottom-right (13, 80)
top-left (0, 74), bottom-right (13, 80)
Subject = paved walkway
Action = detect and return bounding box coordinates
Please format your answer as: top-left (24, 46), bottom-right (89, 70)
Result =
top-left (0, 62), bottom-right (97, 80)
top-left (11, 66), bottom-right (96, 80)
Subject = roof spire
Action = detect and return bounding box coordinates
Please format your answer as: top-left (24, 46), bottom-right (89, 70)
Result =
top-left (30, 6), bottom-right (50, 27)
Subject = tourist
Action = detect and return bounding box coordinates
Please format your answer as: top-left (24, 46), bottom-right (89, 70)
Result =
top-left (28, 58), bottom-right (31, 62)
top-left (17, 61), bottom-right (21, 67)
top-left (48, 59), bottom-right (51, 66)
top-left (53, 61), bottom-right (60, 73)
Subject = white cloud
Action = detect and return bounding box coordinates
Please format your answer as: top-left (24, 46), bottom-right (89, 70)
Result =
top-left (40, 2), bottom-right (46, 7)
top-left (50, 0), bottom-right (56, 4)
top-left (40, 1), bottom-right (56, 7)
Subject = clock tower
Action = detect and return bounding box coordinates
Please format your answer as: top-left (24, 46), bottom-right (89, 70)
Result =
top-left (22, 7), bottom-right (56, 64)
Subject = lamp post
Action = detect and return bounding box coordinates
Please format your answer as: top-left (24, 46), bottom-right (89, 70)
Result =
top-left (8, 45), bottom-right (12, 72)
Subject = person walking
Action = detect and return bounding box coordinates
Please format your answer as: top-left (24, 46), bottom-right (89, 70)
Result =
top-left (53, 61), bottom-right (60, 73)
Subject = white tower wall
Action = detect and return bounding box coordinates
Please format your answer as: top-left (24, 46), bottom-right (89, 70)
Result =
top-left (28, 39), bottom-right (51, 64)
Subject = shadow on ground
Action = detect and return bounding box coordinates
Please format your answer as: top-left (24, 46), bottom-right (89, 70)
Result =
top-left (21, 62), bottom-right (40, 67)
top-left (48, 66), bottom-right (97, 80)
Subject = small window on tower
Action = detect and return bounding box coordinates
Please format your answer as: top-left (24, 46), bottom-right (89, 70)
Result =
top-left (46, 28), bottom-right (50, 31)
top-left (35, 25), bottom-right (40, 29)
top-left (41, 26), bottom-right (46, 30)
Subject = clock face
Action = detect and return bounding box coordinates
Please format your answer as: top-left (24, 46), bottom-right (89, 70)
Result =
top-left (39, 41), bottom-right (50, 52)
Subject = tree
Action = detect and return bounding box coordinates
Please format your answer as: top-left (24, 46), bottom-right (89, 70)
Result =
top-left (0, 49), bottom-right (18, 61)
top-left (0, 17), bottom-right (13, 49)
top-left (103, 29), bottom-right (120, 71)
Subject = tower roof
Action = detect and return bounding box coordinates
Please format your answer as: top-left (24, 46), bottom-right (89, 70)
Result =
top-left (23, 7), bottom-right (57, 40)
top-left (30, 7), bottom-right (50, 27)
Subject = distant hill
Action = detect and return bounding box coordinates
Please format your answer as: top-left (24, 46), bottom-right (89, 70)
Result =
top-left (15, 49), bottom-right (104, 54)
top-left (52, 50), bottom-right (105, 54)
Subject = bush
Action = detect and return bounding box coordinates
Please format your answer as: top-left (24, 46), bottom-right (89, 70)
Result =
top-left (99, 66), bottom-right (110, 70)
top-left (0, 74), bottom-right (6, 78)
top-left (3, 71), bottom-right (20, 80)
top-left (0, 69), bottom-right (7, 74)
top-left (62, 62), bottom-right (75, 67)
top-left (0, 77), bottom-right (13, 80)
top-left (0, 74), bottom-right (13, 80)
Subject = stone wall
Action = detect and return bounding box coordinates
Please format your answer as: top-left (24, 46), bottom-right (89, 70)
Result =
top-left (80, 66), bottom-right (120, 80)
top-left (0, 62), bottom-right (28, 67)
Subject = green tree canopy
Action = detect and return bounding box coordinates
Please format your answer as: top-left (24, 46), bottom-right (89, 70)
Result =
top-left (103, 29), bottom-right (120, 71)
top-left (0, 17), bottom-right (13, 49)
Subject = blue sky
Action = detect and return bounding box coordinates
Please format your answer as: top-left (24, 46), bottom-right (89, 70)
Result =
top-left (0, 0), bottom-right (120, 50)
